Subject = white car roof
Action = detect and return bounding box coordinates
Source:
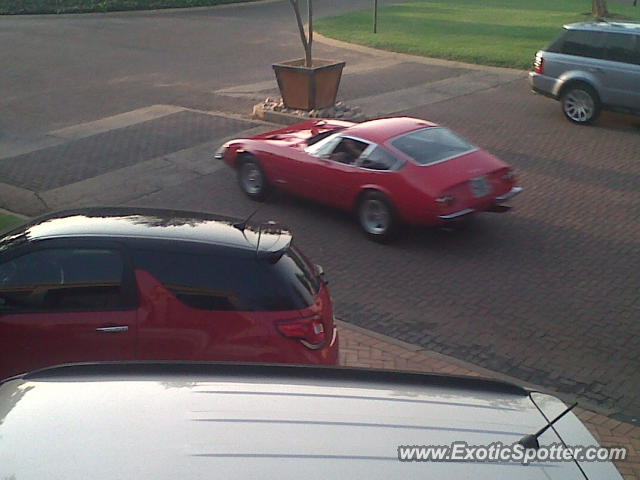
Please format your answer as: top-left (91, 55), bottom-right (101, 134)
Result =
top-left (0, 363), bottom-right (620, 479)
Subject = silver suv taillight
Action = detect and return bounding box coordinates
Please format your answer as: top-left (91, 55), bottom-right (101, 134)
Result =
top-left (534, 55), bottom-right (544, 75)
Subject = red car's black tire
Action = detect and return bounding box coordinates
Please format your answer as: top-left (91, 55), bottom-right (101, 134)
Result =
top-left (237, 155), bottom-right (270, 201)
top-left (357, 191), bottom-right (399, 243)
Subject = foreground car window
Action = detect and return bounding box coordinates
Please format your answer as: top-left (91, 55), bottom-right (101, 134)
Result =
top-left (0, 249), bottom-right (125, 310)
top-left (281, 246), bottom-right (321, 298)
top-left (390, 127), bottom-right (477, 166)
top-left (134, 247), bottom-right (319, 311)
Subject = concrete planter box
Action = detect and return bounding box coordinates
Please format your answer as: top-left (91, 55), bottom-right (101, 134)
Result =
top-left (273, 59), bottom-right (345, 111)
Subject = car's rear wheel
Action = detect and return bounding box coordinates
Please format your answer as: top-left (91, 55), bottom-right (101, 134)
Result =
top-left (357, 192), bottom-right (397, 242)
top-left (561, 84), bottom-right (600, 125)
top-left (238, 156), bottom-right (269, 201)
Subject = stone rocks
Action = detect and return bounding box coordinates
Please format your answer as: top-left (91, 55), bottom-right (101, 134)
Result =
top-left (259, 98), bottom-right (367, 122)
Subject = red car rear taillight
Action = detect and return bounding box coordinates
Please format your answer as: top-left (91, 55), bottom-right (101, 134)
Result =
top-left (276, 315), bottom-right (326, 348)
top-left (533, 56), bottom-right (544, 75)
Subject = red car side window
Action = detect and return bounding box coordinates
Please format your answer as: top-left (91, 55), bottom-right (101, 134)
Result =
top-left (329, 138), bottom-right (369, 165)
top-left (0, 249), bottom-right (125, 312)
top-left (358, 146), bottom-right (400, 171)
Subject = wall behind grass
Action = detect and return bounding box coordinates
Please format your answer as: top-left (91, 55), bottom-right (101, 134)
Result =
top-left (0, 0), bottom-right (254, 14)
top-left (315, 0), bottom-right (640, 69)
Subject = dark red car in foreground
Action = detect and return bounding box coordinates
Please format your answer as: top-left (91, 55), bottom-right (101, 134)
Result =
top-left (0, 207), bottom-right (338, 380)
top-left (217, 116), bottom-right (523, 240)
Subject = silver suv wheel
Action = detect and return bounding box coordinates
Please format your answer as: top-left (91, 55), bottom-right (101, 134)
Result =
top-left (562, 86), bottom-right (599, 124)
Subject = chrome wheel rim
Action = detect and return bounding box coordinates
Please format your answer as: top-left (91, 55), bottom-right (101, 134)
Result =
top-left (564, 89), bottom-right (594, 123)
top-left (240, 163), bottom-right (263, 195)
top-left (360, 199), bottom-right (390, 235)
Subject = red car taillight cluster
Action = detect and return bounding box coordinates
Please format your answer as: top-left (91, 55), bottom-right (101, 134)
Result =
top-left (533, 56), bottom-right (544, 75)
top-left (276, 315), bottom-right (326, 348)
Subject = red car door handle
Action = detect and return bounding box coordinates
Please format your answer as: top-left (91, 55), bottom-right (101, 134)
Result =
top-left (95, 326), bottom-right (129, 333)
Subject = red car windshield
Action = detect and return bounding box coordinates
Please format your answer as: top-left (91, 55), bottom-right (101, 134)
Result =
top-left (390, 127), bottom-right (477, 166)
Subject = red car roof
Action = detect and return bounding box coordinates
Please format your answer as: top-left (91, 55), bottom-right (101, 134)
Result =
top-left (345, 116), bottom-right (438, 144)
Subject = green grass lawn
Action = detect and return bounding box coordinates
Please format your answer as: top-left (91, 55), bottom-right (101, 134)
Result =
top-left (0, 0), bottom-right (254, 14)
top-left (0, 212), bottom-right (22, 231)
top-left (315, 0), bottom-right (640, 69)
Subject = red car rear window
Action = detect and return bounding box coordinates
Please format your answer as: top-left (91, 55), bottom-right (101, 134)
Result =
top-left (133, 246), bottom-right (319, 312)
top-left (390, 127), bottom-right (477, 166)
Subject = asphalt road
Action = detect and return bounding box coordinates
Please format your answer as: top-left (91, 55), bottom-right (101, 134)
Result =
top-left (1, 0), bottom-right (639, 421)
top-left (1, 0), bottom-right (410, 134)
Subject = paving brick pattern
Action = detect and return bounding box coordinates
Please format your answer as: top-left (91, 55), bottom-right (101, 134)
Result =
top-left (338, 323), bottom-right (640, 480)
top-left (0, 112), bottom-right (255, 192)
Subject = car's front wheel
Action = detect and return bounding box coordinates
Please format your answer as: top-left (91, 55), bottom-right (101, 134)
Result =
top-left (238, 156), bottom-right (270, 201)
top-left (357, 192), bottom-right (398, 242)
top-left (561, 84), bottom-right (600, 125)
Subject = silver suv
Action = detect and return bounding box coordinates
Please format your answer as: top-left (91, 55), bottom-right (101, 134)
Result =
top-left (529, 20), bottom-right (640, 124)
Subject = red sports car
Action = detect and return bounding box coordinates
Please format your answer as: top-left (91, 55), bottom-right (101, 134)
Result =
top-left (216, 116), bottom-right (523, 240)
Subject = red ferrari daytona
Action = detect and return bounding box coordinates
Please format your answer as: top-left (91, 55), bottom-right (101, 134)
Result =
top-left (216, 116), bottom-right (523, 241)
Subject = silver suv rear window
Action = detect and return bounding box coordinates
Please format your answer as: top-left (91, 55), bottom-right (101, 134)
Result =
top-left (547, 29), bottom-right (606, 58)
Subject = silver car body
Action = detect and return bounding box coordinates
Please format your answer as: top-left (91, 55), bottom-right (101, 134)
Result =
top-left (0, 363), bottom-right (623, 479)
top-left (530, 21), bottom-right (640, 114)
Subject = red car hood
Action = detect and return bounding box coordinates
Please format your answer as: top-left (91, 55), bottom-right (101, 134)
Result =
top-left (251, 119), bottom-right (354, 146)
top-left (406, 148), bottom-right (509, 194)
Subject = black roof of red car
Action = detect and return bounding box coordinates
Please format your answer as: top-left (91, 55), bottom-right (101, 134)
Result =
top-left (0, 207), bottom-right (292, 254)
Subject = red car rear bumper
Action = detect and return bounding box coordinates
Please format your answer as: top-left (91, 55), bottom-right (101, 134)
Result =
top-left (436, 186), bottom-right (524, 224)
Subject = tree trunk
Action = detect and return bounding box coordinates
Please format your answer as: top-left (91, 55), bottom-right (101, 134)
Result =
top-left (307, 0), bottom-right (313, 63)
top-left (289, 0), bottom-right (313, 67)
top-left (592, 0), bottom-right (609, 17)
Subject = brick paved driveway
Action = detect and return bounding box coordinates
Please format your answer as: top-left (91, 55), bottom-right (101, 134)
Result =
top-left (128, 78), bottom-right (640, 422)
